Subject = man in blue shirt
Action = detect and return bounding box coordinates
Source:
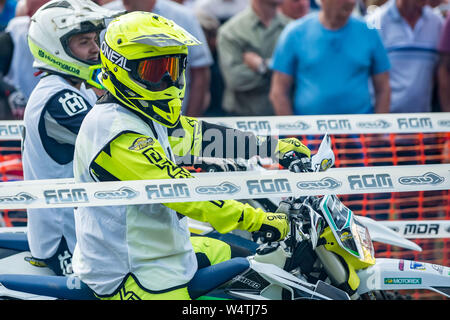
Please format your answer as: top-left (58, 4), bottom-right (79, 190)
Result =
top-left (0, 0), bottom-right (17, 31)
top-left (270, 0), bottom-right (391, 115)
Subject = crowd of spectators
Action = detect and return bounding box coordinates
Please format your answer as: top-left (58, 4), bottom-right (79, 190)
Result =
top-left (270, 0), bottom-right (391, 116)
top-left (0, 0), bottom-right (449, 120)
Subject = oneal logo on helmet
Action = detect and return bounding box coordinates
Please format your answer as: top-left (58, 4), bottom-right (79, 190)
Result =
top-left (101, 41), bottom-right (131, 71)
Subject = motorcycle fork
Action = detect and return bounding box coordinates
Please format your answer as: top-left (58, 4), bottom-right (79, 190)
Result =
top-left (315, 246), bottom-right (360, 299)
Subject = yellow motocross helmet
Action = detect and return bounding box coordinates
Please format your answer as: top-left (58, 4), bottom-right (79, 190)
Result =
top-left (100, 11), bottom-right (200, 127)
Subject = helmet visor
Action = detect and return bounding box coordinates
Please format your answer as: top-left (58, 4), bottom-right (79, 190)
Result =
top-left (132, 55), bottom-right (186, 91)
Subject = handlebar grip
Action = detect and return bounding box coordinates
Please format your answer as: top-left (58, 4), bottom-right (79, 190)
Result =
top-left (281, 151), bottom-right (312, 173)
top-left (253, 229), bottom-right (280, 243)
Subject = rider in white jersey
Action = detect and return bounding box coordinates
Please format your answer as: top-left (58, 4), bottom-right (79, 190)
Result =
top-left (22, 0), bottom-right (118, 276)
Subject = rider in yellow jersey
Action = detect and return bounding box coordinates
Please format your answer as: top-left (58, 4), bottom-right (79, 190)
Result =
top-left (72, 11), bottom-right (311, 300)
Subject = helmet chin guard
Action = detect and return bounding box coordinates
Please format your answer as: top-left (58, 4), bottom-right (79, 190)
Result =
top-left (99, 11), bottom-right (200, 127)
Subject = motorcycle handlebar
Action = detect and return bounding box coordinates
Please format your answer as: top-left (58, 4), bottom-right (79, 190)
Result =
top-left (281, 151), bottom-right (312, 173)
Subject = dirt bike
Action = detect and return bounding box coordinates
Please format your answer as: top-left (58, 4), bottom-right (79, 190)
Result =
top-left (0, 136), bottom-right (448, 299)
top-left (0, 143), bottom-right (347, 300)
top-left (189, 134), bottom-right (423, 253)
top-left (0, 222), bottom-right (349, 300)
top-left (0, 192), bottom-right (448, 300)
top-left (188, 135), bottom-right (450, 299)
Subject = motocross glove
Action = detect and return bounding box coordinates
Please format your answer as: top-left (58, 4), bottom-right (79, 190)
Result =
top-left (256, 212), bottom-right (289, 242)
top-left (287, 155), bottom-right (312, 173)
top-left (275, 138), bottom-right (311, 170)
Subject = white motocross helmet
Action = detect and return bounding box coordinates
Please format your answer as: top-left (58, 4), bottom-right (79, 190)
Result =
top-left (28, 0), bottom-right (120, 89)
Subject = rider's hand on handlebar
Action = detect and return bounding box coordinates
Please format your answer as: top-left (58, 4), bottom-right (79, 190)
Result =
top-left (287, 156), bottom-right (312, 173)
top-left (255, 212), bottom-right (289, 243)
top-left (276, 138), bottom-right (311, 170)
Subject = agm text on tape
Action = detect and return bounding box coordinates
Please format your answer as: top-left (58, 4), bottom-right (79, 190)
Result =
top-left (0, 164), bottom-right (448, 210)
top-left (1, 113), bottom-right (450, 140)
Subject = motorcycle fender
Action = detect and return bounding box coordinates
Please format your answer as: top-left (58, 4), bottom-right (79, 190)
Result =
top-left (357, 258), bottom-right (450, 298)
top-left (356, 216), bottom-right (422, 252)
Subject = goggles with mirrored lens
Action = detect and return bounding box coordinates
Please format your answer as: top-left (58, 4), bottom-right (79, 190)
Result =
top-left (132, 55), bottom-right (186, 91)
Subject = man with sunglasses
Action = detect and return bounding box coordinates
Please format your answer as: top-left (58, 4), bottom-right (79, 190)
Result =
top-left (21, 0), bottom-right (117, 276)
top-left (72, 11), bottom-right (311, 300)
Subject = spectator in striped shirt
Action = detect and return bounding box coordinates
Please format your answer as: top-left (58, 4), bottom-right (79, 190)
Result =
top-left (367, 0), bottom-right (444, 113)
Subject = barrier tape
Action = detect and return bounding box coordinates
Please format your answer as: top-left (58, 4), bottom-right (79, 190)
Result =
top-left (0, 121), bottom-right (23, 141)
top-left (1, 221), bottom-right (448, 239)
top-left (1, 113), bottom-right (450, 140)
top-left (380, 220), bottom-right (450, 239)
top-left (0, 164), bottom-right (448, 210)
top-left (207, 112), bottom-right (450, 136)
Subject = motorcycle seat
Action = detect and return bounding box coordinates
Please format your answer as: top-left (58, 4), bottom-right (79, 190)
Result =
top-left (0, 232), bottom-right (29, 251)
top-left (0, 274), bottom-right (96, 299)
top-left (188, 257), bottom-right (250, 299)
top-left (0, 257), bottom-right (250, 300)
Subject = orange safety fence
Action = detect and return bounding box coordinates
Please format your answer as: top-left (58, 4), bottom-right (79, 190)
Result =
top-left (0, 133), bottom-right (449, 299)
top-left (0, 141), bottom-right (26, 227)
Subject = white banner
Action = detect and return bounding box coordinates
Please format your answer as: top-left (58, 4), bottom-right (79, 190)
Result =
top-left (0, 164), bottom-right (448, 210)
top-left (207, 112), bottom-right (450, 136)
top-left (1, 113), bottom-right (450, 140)
top-left (0, 121), bottom-right (23, 141)
top-left (380, 220), bottom-right (450, 239)
top-left (2, 221), bottom-right (448, 239)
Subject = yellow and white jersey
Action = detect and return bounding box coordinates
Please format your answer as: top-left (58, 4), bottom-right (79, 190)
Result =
top-left (72, 98), bottom-right (196, 295)
top-left (72, 94), bottom-right (273, 295)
